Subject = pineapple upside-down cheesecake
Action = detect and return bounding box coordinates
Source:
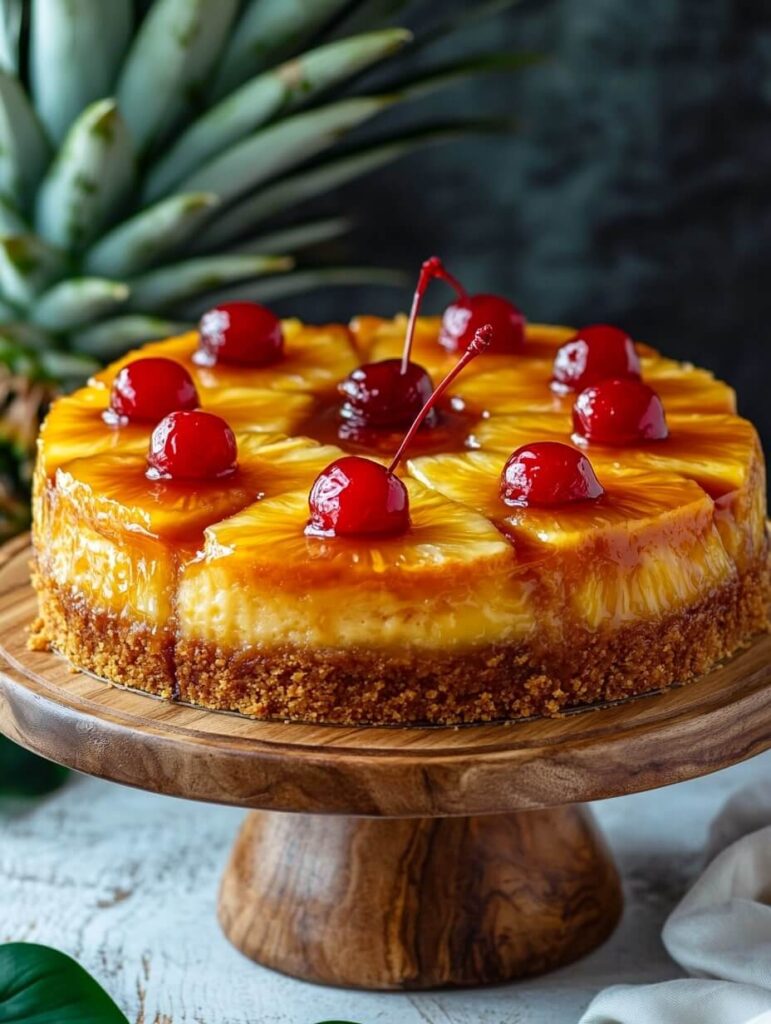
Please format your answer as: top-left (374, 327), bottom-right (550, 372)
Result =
top-left (30, 258), bottom-right (769, 725)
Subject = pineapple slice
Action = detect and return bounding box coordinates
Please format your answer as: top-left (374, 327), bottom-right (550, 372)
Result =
top-left (38, 384), bottom-right (314, 480)
top-left (353, 315), bottom-right (574, 383)
top-left (456, 361), bottom-right (735, 417)
top-left (43, 434), bottom-right (342, 626)
top-left (408, 450), bottom-right (735, 629)
top-left (352, 316), bottom-right (707, 416)
top-left (91, 321), bottom-right (358, 396)
top-left (55, 434), bottom-right (339, 543)
top-left (177, 479), bottom-right (535, 651)
top-left (469, 412), bottom-right (766, 569)
top-left (471, 411), bottom-right (759, 492)
top-left (38, 385), bottom-right (150, 477)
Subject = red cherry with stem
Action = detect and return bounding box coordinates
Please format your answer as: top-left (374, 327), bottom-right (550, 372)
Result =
top-left (146, 410), bottom-right (237, 480)
top-left (307, 324), bottom-right (493, 538)
top-left (552, 324), bottom-right (641, 393)
top-left (572, 378), bottom-right (669, 446)
top-left (336, 256), bottom-right (464, 431)
top-left (439, 294), bottom-right (525, 355)
top-left (339, 358), bottom-right (436, 429)
top-left (398, 255), bottom-right (525, 360)
top-left (400, 255), bottom-right (467, 372)
top-left (195, 301), bottom-right (283, 367)
top-left (107, 358), bottom-right (199, 424)
top-left (500, 442), bottom-right (604, 507)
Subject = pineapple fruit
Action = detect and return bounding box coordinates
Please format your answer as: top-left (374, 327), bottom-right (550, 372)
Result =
top-left (353, 317), bottom-right (736, 417)
top-left (0, 0), bottom-right (527, 538)
top-left (471, 410), bottom-right (767, 569)
top-left (91, 322), bottom-right (359, 395)
top-left (177, 478), bottom-right (527, 653)
top-left (408, 451), bottom-right (734, 629)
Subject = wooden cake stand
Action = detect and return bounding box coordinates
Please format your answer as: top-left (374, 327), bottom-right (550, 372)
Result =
top-left (0, 536), bottom-right (769, 990)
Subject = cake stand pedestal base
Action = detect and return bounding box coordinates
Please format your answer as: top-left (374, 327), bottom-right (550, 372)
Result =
top-left (218, 805), bottom-right (622, 989)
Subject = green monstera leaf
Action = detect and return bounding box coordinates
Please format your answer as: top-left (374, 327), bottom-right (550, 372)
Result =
top-left (0, 738), bottom-right (68, 797)
top-left (0, 944), bottom-right (128, 1023)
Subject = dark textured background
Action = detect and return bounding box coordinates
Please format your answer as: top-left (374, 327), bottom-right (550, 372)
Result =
top-left (283, 0), bottom-right (771, 456)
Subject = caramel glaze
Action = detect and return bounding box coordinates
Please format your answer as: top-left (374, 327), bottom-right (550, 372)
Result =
top-left (296, 393), bottom-right (479, 460)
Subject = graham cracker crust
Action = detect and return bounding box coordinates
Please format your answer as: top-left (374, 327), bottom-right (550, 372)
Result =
top-left (30, 561), bottom-right (770, 725)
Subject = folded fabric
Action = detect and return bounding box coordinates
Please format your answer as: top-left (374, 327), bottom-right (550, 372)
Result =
top-left (579, 980), bottom-right (771, 1024)
top-left (578, 782), bottom-right (771, 1024)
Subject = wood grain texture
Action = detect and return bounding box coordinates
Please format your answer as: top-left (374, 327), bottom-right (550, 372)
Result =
top-left (219, 805), bottom-right (622, 989)
top-left (0, 542), bottom-right (769, 816)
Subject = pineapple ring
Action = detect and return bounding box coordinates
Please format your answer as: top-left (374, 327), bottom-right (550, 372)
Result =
top-left (177, 480), bottom-right (530, 651)
top-left (353, 317), bottom-right (735, 417)
top-left (408, 451), bottom-right (734, 628)
top-left (91, 321), bottom-right (358, 397)
top-left (37, 384), bottom-right (314, 478)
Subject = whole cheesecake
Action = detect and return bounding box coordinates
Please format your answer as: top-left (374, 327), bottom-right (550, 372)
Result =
top-left (30, 268), bottom-right (769, 724)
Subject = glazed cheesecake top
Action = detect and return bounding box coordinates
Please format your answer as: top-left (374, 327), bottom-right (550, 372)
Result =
top-left (34, 257), bottom-right (766, 653)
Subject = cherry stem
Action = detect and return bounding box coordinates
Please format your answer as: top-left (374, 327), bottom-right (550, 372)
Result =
top-left (389, 323), bottom-right (493, 475)
top-left (400, 255), bottom-right (469, 374)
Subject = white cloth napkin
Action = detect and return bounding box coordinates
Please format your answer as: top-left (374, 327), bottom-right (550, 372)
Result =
top-left (579, 782), bottom-right (771, 1024)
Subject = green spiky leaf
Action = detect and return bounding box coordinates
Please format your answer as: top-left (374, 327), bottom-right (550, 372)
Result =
top-left (30, 0), bottom-right (133, 144)
top-left (195, 122), bottom-right (510, 249)
top-left (117, 0), bottom-right (239, 154)
top-left (231, 218), bottom-right (351, 256)
top-left (167, 95), bottom-right (396, 206)
top-left (34, 99), bottom-right (135, 251)
top-left (180, 266), bottom-right (406, 318)
top-left (0, 1), bottom-right (23, 75)
top-left (33, 278), bottom-right (131, 330)
top-left (0, 70), bottom-right (50, 211)
top-left (84, 192), bottom-right (220, 277)
top-left (71, 315), bottom-right (192, 359)
top-left (128, 254), bottom-right (291, 310)
top-left (211, 0), bottom-right (353, 99)
top-left (0, 235), bottom-right (63, 306)
top-left (146, 28), bottom-right (412, 198)
top-left (386, 51), bottom-right (545, 102)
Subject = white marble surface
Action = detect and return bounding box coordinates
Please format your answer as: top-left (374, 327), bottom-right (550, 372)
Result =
top-left (2, 751), bottom-right (770, 1024)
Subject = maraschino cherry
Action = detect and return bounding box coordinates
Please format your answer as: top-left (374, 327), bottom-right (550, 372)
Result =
top-left (307, 324), bottom-right (494, 537)
top-left (403, 255), bottom-right (523, 355)
top-left (146, 410), bottom-right (237, 480)
top-left (106, 358), bottom-right (199, 425)
top-left (195, 301), bottom-right (283, 367)
top-left (440, 292), bottom-right (525, 355)
top-left (572, 378), bottom-right (669, 446)
top-left (501, 441), bottom-right (604, 507)
top-left (552, 324), bottom-right (641, 393)
top-left (307, 454), bottom-right (409, 536)
top-left (338, 258), bottom-right (447, 431)
top-left (339, 359), bottom-right (435, 430)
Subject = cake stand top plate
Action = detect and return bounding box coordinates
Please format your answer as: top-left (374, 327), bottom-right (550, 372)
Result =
top-left (0, 538), bottom-right (769, 817)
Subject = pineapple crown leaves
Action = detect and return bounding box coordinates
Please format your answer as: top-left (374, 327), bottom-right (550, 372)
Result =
top-left (0, 0), bottom-right (531, 380)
